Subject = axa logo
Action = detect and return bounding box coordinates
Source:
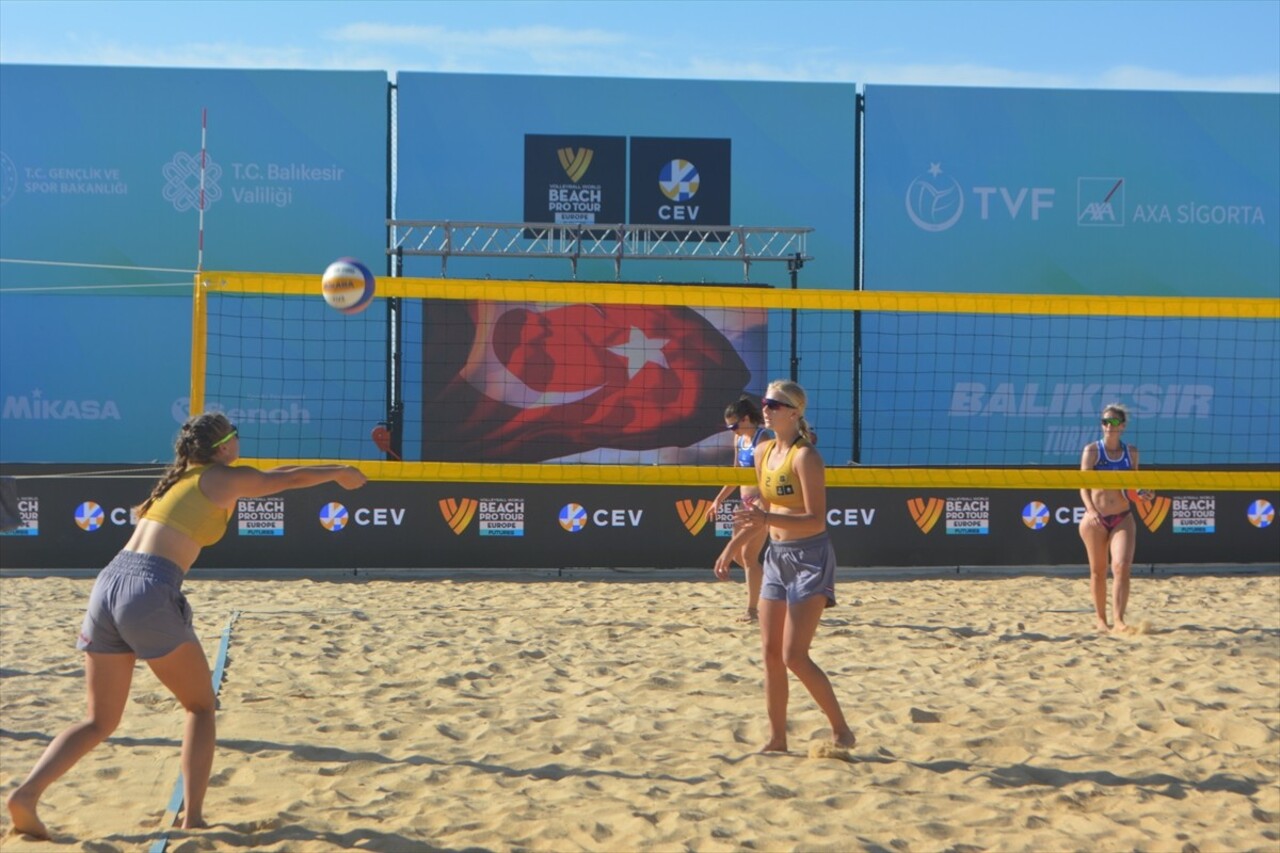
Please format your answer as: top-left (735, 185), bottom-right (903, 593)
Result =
top-left (558, 147), bottom-right (594, 183)
top-left (440, 498), bottom-right (478, 535)
top-left (162, 151), bottom-right (223, 212)
top-left (1133, 495), bottom-right (1171, 532)
top-left (675, 499), bottom-right (715, 536)
top-left (1077, 177), bottom-right (1125, 227)
top-left (907, 497), bottom-right (944, 534)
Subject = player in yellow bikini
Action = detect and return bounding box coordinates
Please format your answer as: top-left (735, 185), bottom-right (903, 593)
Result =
top-left (7, 412), bottom-right (366, 839)
top-left (715, 380), bottom-right (855, 753)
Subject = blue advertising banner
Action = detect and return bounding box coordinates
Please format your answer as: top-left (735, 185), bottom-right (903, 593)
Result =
top-left (0, 294), bottom-right (190, 461)
top-left (0, 65), bottom-right (389, 287)
top-left (863, 85), bottom-right (1280, 297)
top-left (395, 73), bottom-right (857, 290)
top-left (0, 65), bottom-right (389, 461)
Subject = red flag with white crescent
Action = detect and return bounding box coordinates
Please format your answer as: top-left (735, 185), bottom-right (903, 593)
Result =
top-left (422, 299), bottom-right (758, 462)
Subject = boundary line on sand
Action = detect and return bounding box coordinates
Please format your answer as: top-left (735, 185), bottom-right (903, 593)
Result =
top-left (149, 609), bottom-right (241, 853)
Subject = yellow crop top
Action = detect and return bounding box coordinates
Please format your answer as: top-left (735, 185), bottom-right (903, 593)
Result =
top-left (757, 438), bottom-right (810, 510)
top-left (141, 465), bottom-right (231, 546)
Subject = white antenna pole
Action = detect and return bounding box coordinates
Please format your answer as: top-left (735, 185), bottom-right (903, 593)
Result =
top-left (197, 108), bottom-right (207, 273)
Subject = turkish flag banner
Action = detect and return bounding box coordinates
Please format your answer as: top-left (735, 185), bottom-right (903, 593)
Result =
top-left (421, 299), bottom-right (762, 463)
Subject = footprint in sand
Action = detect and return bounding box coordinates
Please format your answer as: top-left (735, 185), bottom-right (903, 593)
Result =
top-left (808, 743), bottom-right (855, 762)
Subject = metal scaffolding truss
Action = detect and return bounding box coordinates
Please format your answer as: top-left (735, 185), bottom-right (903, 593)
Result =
top-left (387, 220), bottom-right (812, 280)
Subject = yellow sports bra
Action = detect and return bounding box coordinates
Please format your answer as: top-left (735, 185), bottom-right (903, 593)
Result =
top-left (757, 438), bottom-right (810, 510)
top-left (141, 465), bottom-right (231, 546)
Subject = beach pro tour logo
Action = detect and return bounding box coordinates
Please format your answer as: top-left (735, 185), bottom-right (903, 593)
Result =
top-left (559, 503), bottom-right (588, 532)
top-left (525, 134), bottom-right (624, 227)
top-left (75, 501), bottom-right (105, 531)
top-left (906, 163), bottom-right (964, 232)
top-left (440, 498), bottom-right (479, 535)
top-left (319, 502), bottom-right (350, 532)
top-left (558, 148), bottom-right (594, 183)
top-left (1247, 499), bottom-right (1275, 529)
top-left (162, 151), bottom-right (223, 212)
top-left (676, 499), bottom-right (715, 536)
top-left (907, 497), bottom-right (944, 534)
top-left (1133, 494), bottom-right (1171, 532)
top-left (1021, 501), bottom-right (1050, 530)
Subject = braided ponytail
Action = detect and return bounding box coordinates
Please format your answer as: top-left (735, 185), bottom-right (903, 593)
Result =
top-left (135, 413), bottom-right (233, 517)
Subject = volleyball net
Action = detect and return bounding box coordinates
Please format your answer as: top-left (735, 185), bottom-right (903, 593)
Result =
top-left (192, 272), bottom-right (1280, 491)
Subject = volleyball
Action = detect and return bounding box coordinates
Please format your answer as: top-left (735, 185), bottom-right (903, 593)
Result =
top-left (321, 258), bottom-right (376, 315)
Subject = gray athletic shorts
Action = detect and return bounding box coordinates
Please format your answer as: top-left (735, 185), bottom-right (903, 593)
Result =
top-left (76, 550), bottom-right (198, 659)
top-left (760, 532), bottom-right (837, 608)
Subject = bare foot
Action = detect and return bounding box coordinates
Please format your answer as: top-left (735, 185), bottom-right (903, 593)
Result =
top-left (181, 814), bottom-right (209, 830)
top-left (1094, 619), bottom-right (1111, 633)
top-left (833, 728), bottom-right (856, 749)
top-left (759, 739), bottom-right (789, 753)
top-left (6, 789), bottom-right (50, 840)
top-left (736, 609), bottom-right (758, 624)
top-left (1112, 621), bottom-right (1130, 634)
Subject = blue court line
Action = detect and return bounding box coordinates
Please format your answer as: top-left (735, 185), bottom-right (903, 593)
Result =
top-left (149, 609), bottom-right (241, 853)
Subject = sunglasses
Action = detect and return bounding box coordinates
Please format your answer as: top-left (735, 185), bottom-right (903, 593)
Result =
top-left (1100, 417), bottom-right (1125, 427)
top-left (211, 427), bottom-right (239, 448)
top-left (725, 421), bottom-right (742, 431)
top-left (762, 397), bottom-right (796, 411)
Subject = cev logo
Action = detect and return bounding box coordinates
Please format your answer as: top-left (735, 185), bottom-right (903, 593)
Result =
top-left (559, 503), bottom-right (588, 532)
top-left (75, 502), bottom-right (105, 531)
top-left (1022, 501), bottom-right (1050, 530)
top-left (1247, 499), bottom-right (1274, 529)
top-left (319, 502), bottom-right (349, 532)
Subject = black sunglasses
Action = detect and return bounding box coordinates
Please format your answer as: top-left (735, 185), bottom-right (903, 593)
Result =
top-left (725, 421), bottom-right (742, 431)
top-left (1100, 417), bottom-right (1125, 427)
top-left (762, 397), bottom-right (796, 411)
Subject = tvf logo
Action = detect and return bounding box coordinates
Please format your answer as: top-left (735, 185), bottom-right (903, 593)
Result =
top-left (558, 148), bottom-right (593, 182)
top-left (675, 499), bottom-right (715, 536)
top-left (1132, 494), bottom-right (1171, 532)
top-left (440, 498), bottom-right (478, 535)
top-left (907, 497), bottom-right (944, 534)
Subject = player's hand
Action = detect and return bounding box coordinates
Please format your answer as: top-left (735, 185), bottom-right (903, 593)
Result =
top-left (337, 467), bottom-right (368, 490)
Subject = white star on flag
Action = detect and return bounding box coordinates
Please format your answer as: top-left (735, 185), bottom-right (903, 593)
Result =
top-left (608, 327), bottom-right (669, 378)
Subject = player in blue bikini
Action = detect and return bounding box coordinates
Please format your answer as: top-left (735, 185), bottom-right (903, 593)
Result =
top-left (712, 395), bottom-right (771, 623)
top-left (1078, 403), bottom-right (1144, 634)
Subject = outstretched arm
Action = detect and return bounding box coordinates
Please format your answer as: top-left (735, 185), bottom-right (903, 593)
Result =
top-left (203, 464), bottom-right (367, 505)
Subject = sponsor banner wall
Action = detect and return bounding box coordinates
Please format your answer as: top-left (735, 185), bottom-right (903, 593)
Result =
top-left (394, 73), bottom-right (857, 290)
top-left (863, 85), bottom-right (1280, 297)
top-left (2, 470), bottom-right (1275, 569)
top-left (0, 65), bottom-right (389, 462)
top-left (0, 65), bottom-right (388, 285)
top-left (0, 294), bottom-right (191, 461)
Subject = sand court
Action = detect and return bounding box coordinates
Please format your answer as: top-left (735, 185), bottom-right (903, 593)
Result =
top-left (1, 571), bottom-right (1278, 852)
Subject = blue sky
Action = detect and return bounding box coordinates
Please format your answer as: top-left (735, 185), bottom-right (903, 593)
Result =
top-left (1, 0), bottom-right (1277, 92)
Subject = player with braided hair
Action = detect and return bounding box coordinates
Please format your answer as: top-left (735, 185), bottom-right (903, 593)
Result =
top-left (6, 412), bottom-right (366, 839)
